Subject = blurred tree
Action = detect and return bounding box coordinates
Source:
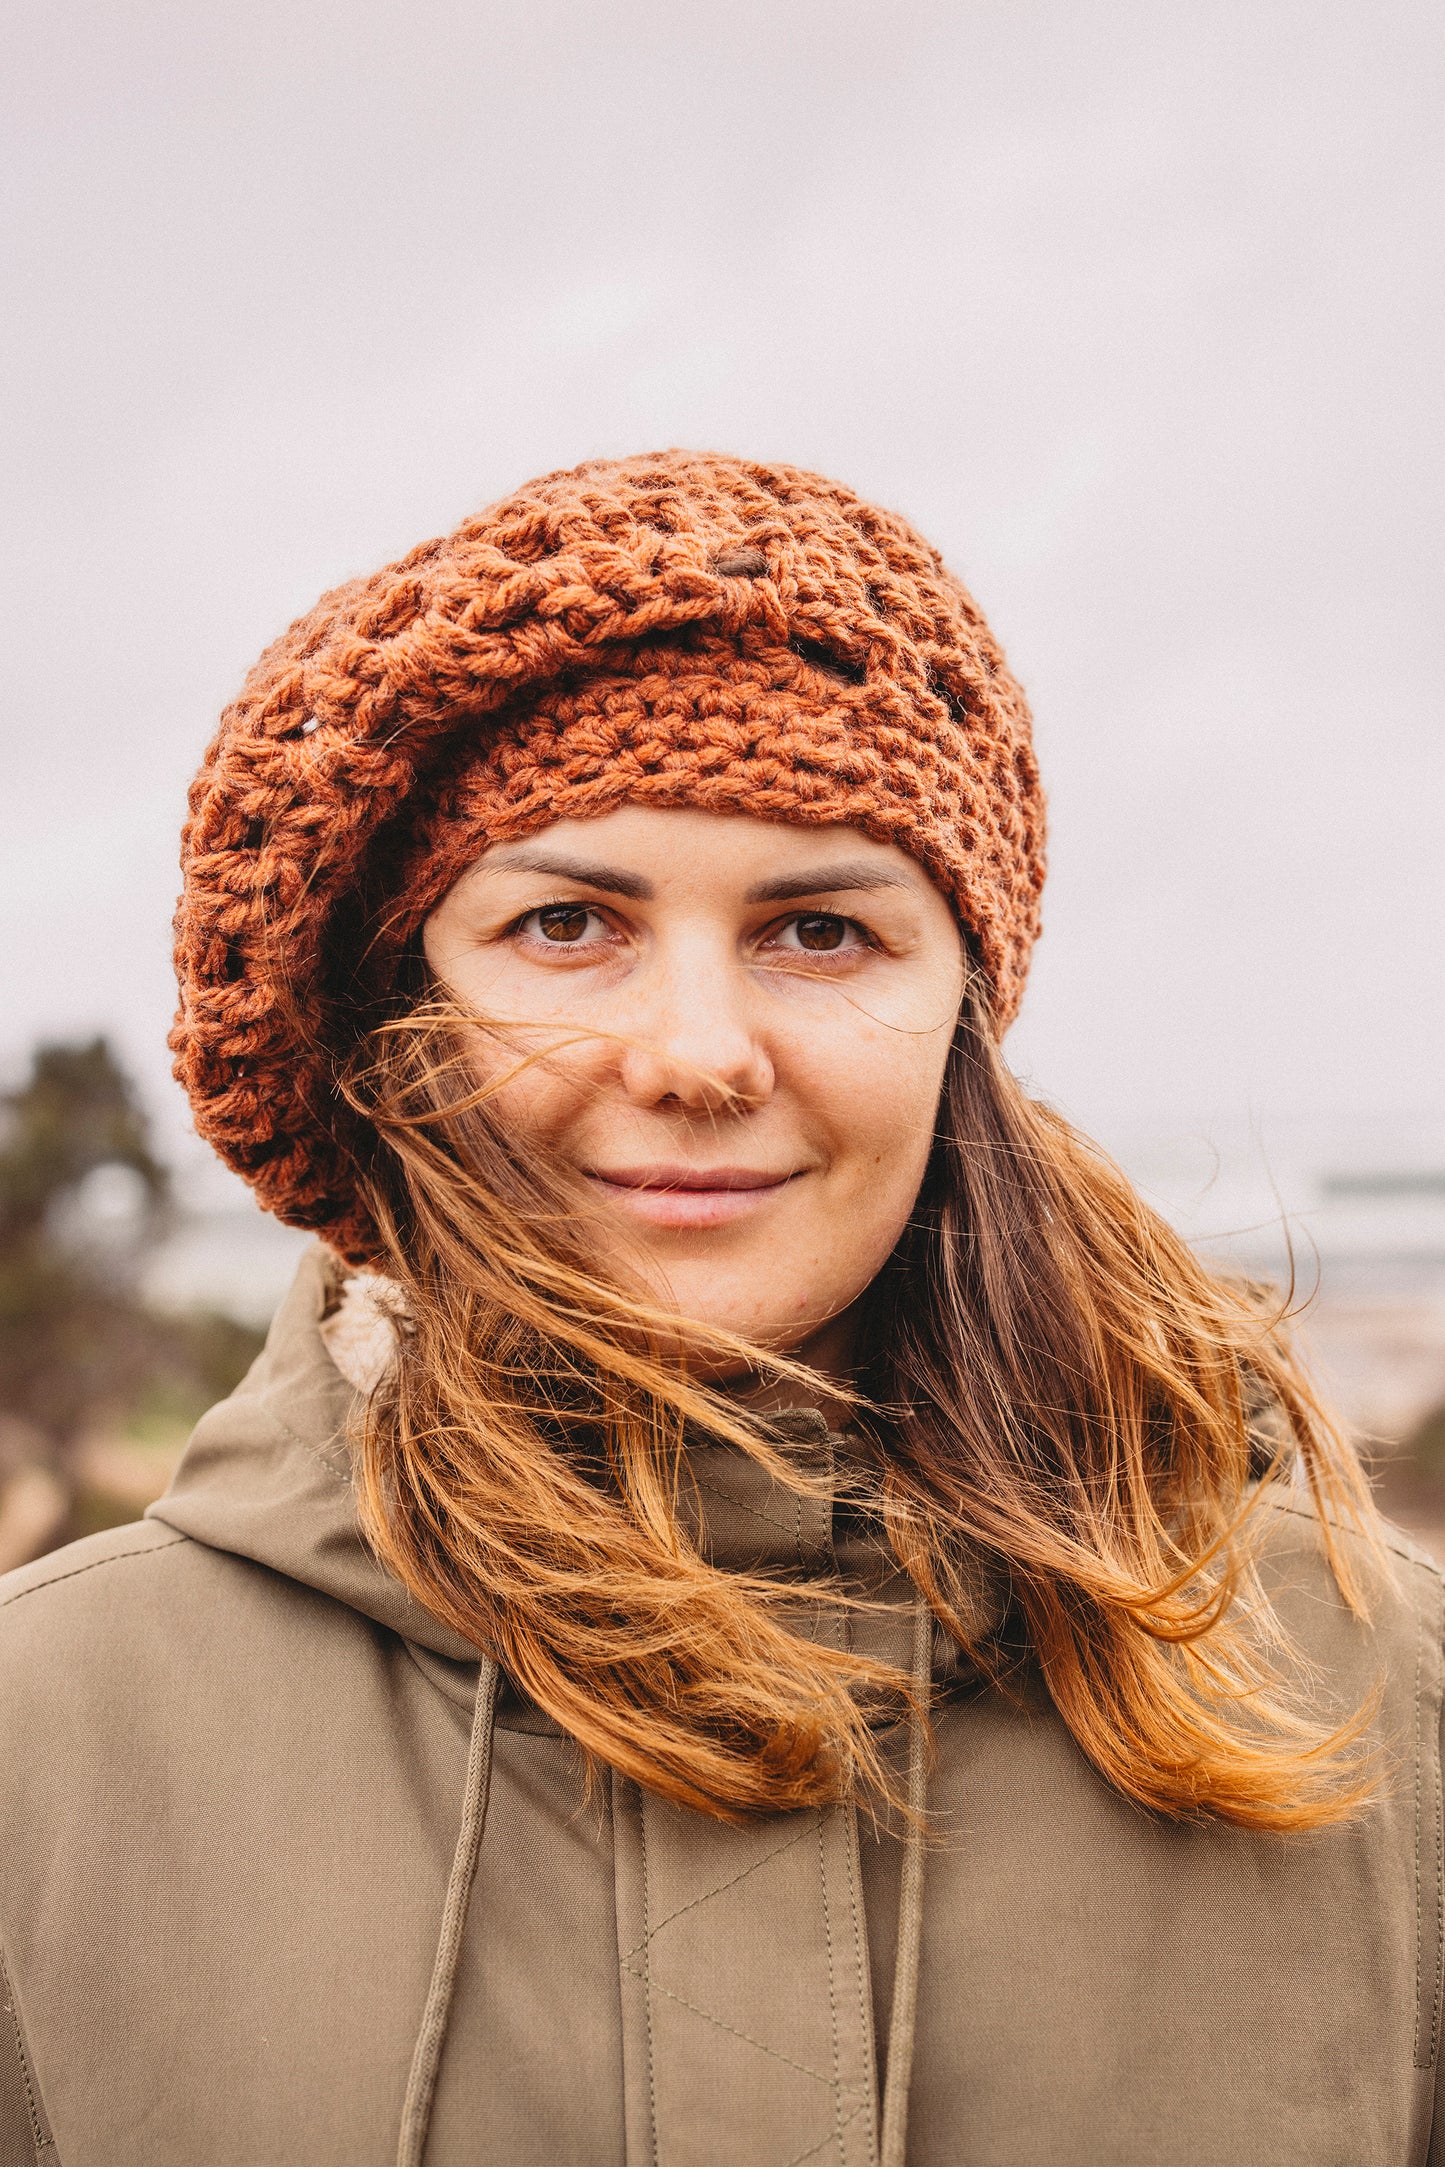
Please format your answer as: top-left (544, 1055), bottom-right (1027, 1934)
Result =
top-left (0, 1038), bottom-right (170, 1447)
top-left (0, 1037), bottom-right (264, 1567)
top-left (0, 1037), bottom-right (168, 1239)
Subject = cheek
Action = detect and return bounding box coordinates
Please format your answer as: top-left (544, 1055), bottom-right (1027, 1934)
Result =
top-left (468, 1032), bottom-right (595, 1150)
top-left (799, 1017), bottom-right (949, 1217)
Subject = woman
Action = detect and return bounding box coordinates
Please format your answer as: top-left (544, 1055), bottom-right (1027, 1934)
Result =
top-left (1, 450), bottom-right (1439, 2167)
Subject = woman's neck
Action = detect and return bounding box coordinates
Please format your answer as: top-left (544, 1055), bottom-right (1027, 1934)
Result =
top-left (724, 1304), bottom-right (861, 1431)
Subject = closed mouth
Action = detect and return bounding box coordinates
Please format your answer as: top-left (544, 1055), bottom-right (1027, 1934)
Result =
top-left (586, 1165), bottom-right (795, 1192)
top-left (581, 1164), bottom-right (802, 1226)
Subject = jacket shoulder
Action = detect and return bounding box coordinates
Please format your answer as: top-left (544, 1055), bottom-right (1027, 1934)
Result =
top-left (0, 1518), bottom-right (190, 1609)
top-left (1258, 1488), bottom-right (1444, 1585)
top-left (1265, 1490), bottom-right (1445, 1577)
top-left (1251, 1490), bottom-right (1445, 1689)
top-left (0, 1521), bottom-right (209, 1664)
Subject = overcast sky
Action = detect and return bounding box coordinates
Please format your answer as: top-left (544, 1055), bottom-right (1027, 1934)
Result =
top-left (3, 0), bottom-right (1441, 1192)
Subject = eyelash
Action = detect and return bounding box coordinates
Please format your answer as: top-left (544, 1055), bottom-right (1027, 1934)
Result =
top-left (507, 901), bottom-right (875, 955)
top-left (510, 898), bottom-right (612, 940)
top-left (767, 913), bottom-right (873, 957)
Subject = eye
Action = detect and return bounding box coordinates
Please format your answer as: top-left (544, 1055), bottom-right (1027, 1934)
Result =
top-left (523, 903), bottom-right (607, 946)
top-left (793, 914), bottom-right (846, 952)
top-left (771, 912), bottom-right (867, 955)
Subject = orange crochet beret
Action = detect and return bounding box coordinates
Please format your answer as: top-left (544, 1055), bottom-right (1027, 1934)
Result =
top-left (172, 449), bottom-right (1046, 1262)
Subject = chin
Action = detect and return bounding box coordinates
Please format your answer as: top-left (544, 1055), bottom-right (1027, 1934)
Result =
top-left (669, 1293), bottom-right (836, 1361)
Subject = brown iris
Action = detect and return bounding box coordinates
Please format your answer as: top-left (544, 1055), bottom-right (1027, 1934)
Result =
top-left (537, 905), bottom-right (592, 943)
top-left (794, 915), bottom-right (846, 951)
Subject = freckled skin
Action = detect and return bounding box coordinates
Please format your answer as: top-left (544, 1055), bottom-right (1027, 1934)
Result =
top-left (423, 806), bottom-right (965, 1387)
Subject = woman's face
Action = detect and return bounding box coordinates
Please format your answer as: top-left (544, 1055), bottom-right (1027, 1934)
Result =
top-left (422, 807), bottom-right (966, 1374)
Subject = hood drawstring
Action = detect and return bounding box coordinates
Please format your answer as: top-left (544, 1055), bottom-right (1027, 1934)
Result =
top-left (880, 1594), bottom-right (932, 2167)
top-left (396, 1657), bottom-right (500, 2167)
top-left (397, 1604), bottom-right (928, 2167)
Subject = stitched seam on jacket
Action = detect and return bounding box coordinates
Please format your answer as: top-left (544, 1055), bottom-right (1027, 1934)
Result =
top-left (1, 1948), bottom-right (47, 2159)
top-left (840, 1805), bottom-right (875, 2158)
top-left (818, 1813), bottom-right (845, 2163)
top-left (638, 1795), bottom-right (658, 2167)
top-left (245, 1392), bottom-right (353, 1486)
top-left (693, 1474), bottom-right (798, 1540)
top-left (616, 1969), bottom-right (867, 2096)
top-left (623, 1810), bottom-right (857, 2157)
top-left (0, 1531), bottom-right (187, 1612)
top-left (785, 2090), bottom-right (872, 2167)
top-left (619, 1821), bottom-right (815, 1959)
top-left (1270, 1496), bottom-right (1445, 1574)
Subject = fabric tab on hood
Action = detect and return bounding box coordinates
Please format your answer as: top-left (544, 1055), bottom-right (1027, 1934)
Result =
top-left (148, 1244), bottom-right (477, 1662)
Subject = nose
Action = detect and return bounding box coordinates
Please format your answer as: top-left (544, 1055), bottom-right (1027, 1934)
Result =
top-left (615, 948), bottom-right (774, 1114)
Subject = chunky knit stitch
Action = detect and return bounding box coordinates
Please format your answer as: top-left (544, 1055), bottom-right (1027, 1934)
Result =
top-left (171, 449), bottom-right (1046, 1262)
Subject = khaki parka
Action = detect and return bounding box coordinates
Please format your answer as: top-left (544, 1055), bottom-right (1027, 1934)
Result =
top-left (2, 1246), bottom-right (1444, 2166)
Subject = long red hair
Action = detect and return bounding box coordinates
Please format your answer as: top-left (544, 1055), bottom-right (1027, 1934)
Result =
top-left (343, 986), bottom-right (1381, 1830)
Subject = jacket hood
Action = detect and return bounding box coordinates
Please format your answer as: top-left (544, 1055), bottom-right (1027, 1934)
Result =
top-left (149, 1241), bottom-right (1004, 1683)
top-left (148, 1244), bottom-right (479, 1664)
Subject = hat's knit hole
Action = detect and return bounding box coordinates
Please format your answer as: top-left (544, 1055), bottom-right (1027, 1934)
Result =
top-left (710, 547), bottom-right (768, 579)
top-left (223, 942), bottom-right (246, 982)
top-left (242, 818), bottom-right (266, 850)
top-left (929, 671), bottom-right (972, 728)
top-left (788, 635), bottom-right (867, 688)
top-left (636, 623), bottom-right (701, 657)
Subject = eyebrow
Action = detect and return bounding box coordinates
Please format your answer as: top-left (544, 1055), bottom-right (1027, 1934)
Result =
top-left (483, 847), bottom-right (913, 906)
top-left (742, 861), bottom-right (912, 904)
top-left (484, 848), bottom-right (654, 898)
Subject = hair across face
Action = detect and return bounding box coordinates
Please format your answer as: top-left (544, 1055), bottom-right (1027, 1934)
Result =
top-left (420, 806), bottom-right (967, 1373)
top-left (347, 808), bottom-right (1382, 1834)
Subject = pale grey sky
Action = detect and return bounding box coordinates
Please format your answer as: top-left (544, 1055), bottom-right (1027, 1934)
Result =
top-left (4, 0), bottom-right (1441, 1182)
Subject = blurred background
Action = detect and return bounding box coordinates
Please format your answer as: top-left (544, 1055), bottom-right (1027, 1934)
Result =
top-left (2, 0), bottom-right (1442, 1568)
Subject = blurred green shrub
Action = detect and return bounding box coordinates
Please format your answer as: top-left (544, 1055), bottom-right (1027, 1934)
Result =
top-left (0, 1038), bottom-right (265, 1568)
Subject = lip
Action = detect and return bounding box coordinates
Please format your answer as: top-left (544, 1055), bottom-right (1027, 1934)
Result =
top-left (583, 1163), bottom-right (800, 1228)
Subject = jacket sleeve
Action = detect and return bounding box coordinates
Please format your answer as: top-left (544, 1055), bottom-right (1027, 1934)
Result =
top-left (0, 1948), bottom-right (54, 2164)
